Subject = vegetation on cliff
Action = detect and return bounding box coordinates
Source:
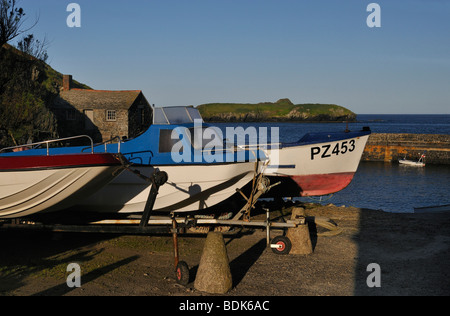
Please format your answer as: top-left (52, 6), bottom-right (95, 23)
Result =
top-left (197, 98), bottom-right (356, 122)
top-left (0, 44), bottom-right (90, 147)
top-left (0, 0), bottom-right (90, 147)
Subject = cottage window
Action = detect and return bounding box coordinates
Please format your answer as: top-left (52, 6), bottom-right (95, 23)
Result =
top-left (106, 110), bottom-right (116, 121)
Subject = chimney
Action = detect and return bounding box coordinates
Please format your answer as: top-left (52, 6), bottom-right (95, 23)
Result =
top-left (63, 74), bottom-right (72, 90)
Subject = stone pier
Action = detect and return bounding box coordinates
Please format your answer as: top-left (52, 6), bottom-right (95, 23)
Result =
top-left (362, 133), bottom-right (450, 165)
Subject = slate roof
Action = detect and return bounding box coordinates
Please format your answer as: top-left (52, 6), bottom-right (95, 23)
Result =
top-left (56, 89), bottom-right (143, 110)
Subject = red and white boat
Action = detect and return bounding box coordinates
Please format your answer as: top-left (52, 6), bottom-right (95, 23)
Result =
top-left (262, 128), bottom-right (371, 197)
top-left (0, 137), bottom-right (124, 219)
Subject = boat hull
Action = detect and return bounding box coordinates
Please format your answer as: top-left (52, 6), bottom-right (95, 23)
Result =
top-left (399, 159), bottom-right (425, 167)
top-left (0, 154), bottom-right (123, 218)
top-left (72, 161), bottom-right (258, 213)
top-left (263, 133), bottom-right (370, 197)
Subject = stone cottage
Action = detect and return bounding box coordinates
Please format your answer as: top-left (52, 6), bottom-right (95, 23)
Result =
top-left (51, 75), bottom-right (153, 143)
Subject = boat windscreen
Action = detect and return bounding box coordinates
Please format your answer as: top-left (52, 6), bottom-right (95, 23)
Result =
top-left (187, 107), bottom-right (203, 122)
top-left (154, 108), bottom-right (169, 124)
top-left (153, 106), bottom-right (204, 125)
top-left (163, 107), bottom-right (192, 124)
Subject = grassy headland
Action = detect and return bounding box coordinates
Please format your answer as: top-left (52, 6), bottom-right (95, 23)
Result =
top-left (197, 98), bottom-right (356, 122)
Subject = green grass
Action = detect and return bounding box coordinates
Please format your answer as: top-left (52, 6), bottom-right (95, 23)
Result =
top-left (197, 98), bottom-right (355, 121)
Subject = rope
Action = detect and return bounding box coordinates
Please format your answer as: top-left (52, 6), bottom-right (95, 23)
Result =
top-left (309, 216), bottom-right (343, 237)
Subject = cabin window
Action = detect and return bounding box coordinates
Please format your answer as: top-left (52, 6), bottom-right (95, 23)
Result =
top-left (159, 129), bottom-right (182, 153)
top-left (188, 127), bottom-right (223, 150)
top-left (106, 110), bottom-right (116, 121)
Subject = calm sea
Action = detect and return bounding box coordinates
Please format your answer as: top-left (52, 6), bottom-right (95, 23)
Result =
top-left (214, 114), bottom-right (450, 213)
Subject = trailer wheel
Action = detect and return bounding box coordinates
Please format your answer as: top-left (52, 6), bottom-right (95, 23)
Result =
top-left (175, 261), bottom-right (190, 285)
top-left (270, 236), bottom-right (291, 255)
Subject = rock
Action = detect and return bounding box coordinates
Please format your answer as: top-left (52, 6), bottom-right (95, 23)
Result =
top-left (286, 207), bottom-right (313, 255)
top-left (194, 232), bottom-right (233, 294)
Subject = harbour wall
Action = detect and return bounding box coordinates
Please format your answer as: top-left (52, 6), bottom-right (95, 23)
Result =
top-left (362, 133), bottom-right (450, 165)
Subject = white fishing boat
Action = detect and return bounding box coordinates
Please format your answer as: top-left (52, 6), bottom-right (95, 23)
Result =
top-left (399, 153), bottom-right (426, 167)
top-left (1, 108), bottom-right (264, 215)
top-left (74, 107), bottom-right (263, 214)
top-left (76, 160), bottom-right (259, 213)
top-left (0, 136), bottom-right (125, 219)
top-left (241, 128), bottom-right (371, 197)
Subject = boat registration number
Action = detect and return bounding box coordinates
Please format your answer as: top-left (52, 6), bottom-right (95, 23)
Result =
top-left (311, 140), bottom-right (356, 160)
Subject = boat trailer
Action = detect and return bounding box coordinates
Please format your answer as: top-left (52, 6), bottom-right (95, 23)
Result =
top-left (0, 168), bottom-right (306, 285)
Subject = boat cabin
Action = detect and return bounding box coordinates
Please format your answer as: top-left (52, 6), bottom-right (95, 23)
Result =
top-left (121, 106), bottom-right (239, 165)
top-left (0, 106), bottom-right (263, 166)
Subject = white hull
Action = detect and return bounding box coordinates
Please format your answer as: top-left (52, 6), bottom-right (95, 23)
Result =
top-left (399, 159), bottom-right (425, 167)
top-left (262, 134), bottom-right (370, 196)
top-left (265, 134), bottom-right (370, 176)
top-left (0, 165), bottom-right (123, 219)
top-left (75, 161), bottom-right (258, 213)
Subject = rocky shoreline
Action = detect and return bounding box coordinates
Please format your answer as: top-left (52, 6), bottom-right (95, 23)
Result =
top-left (197, 99), bottom-right (356, 123)
top-left (202, 113), bottom-right (356, 123)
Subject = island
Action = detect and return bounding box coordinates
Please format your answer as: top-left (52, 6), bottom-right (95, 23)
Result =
top-left (196, 98), bottom-right (356, 122)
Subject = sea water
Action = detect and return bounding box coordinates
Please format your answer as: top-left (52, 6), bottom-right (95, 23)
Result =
top-left (214, 114), bottom-right (450, 213)
top-left (313, 161), bottom-right (450, 213)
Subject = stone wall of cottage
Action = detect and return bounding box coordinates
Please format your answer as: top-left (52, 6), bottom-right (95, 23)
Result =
top-left (93, 108), bottom-right (129, 141)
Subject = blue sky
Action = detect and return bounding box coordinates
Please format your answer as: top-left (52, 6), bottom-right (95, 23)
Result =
top-left (13, 0), bottom-right (450, 114)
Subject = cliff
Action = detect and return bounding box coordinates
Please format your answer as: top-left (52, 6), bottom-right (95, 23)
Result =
top-left (197, 98), bottom-right (356, 122)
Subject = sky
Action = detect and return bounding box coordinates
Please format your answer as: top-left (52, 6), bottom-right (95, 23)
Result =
top-left (11, 0), bottom-right (450, 114)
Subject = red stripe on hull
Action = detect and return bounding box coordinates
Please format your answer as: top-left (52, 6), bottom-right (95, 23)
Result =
top-left (267, 172), bottom-right (356, 197)
top-left (290, 172), bottom-right (355, 196)
top-left (0, 153), bottom-right (120, 170)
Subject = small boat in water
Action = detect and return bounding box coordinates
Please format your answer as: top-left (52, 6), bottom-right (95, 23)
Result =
top-left (399, 153), bottom-right (426, 167)
top-left (0, 136), bottom-right (124, 219)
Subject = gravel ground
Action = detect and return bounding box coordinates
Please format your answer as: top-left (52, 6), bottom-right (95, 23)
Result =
top-left (1, 204), bottom-right (449, 297)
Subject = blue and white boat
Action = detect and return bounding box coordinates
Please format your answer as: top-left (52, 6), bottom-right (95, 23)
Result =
top-left (0, 107), bottom-right (265, 215)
